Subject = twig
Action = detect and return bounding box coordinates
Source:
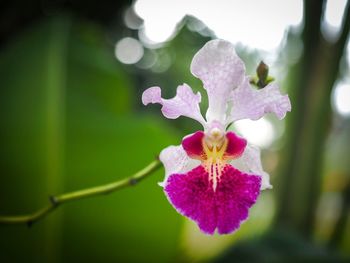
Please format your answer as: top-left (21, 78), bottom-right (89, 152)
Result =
top-left (0, 159), bottom-right (161, 226)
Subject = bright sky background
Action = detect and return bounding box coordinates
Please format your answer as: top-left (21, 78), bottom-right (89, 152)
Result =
top-left (134, 0), bottom-right (303, 50)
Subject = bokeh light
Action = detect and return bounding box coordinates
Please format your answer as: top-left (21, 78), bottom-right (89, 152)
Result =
top-left (115, 37), bottom-right (144, 64)
top-left (332, 82), bottom-right (350, 117)
top-left (123, 7), bottom-right (143, 30)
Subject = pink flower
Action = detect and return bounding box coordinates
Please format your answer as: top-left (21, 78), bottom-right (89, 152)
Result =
top-left (142, 39), bottom-right (291, 235)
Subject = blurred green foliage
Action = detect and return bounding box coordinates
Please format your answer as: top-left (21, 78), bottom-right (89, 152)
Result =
top-left (0, 15), bottom-right (183, 263)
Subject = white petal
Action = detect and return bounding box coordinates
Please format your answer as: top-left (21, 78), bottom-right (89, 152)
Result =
top-left (159, 144), bottom-right (200, 187)
top-left (230, 144), bottom-right (272, 190)
top-left (142, 84), bottom-right (206, 126)
top-left (190, 39), bottom-right (245, 124)
top-left (228, 77), bottom-right (291, 123)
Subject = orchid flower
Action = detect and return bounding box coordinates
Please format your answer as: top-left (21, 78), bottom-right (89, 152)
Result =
top-left (142, 39), bottom-right (291, 235)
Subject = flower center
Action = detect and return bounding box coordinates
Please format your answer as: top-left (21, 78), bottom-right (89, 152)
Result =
top-left (202, 135), bottom-right (228, 191)
top-left (182, 130), bottom-right (247, 191)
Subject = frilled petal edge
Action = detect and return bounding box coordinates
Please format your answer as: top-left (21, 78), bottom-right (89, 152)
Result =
top-left (142, 84), bottom-right (206, 126)
top-left (228, 77), bottom-right (291, 124)
top-left (164, 164), bottom-right (261, 234)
